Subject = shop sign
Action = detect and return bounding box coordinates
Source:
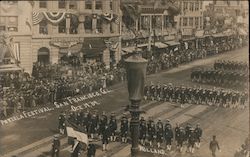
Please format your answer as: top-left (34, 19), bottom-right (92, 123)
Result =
top-left (50, 37), bottom-right (84, 48)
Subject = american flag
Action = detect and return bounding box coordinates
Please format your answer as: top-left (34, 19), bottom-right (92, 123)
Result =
top-left (32, 12), bottom-right (44, 25)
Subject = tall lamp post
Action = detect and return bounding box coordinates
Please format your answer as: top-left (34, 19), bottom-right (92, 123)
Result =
top-left (125, 42), bottom-right (148, 157)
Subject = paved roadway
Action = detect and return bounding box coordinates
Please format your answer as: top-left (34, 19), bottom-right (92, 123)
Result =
top-left (0, 46), bottom-right (249, 157)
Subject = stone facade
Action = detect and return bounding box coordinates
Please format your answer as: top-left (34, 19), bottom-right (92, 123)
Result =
top-left (0, 0), bottom-right (122, 73)
top-left (176, 0), bottom-right (204, 38)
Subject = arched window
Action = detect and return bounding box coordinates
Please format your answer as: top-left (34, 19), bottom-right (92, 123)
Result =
top-left (84, 16), bottom-right (92, 33)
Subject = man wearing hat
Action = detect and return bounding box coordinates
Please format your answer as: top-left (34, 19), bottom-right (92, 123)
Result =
top-left (209, 135), bottom-right (220, 157)
top-left (51, 135), bottom-right (60, 157)
top-left (176, 127), bottom-right (186, 152)
top-left (194, 123), bottom-right (202, 148)
top-left (164, 124), bottom-right (173, 151)
top-left (120, 114), bottom-right (129, 143)
top-left (109, 112), bottom-right (117, 142)
top-left (156, 119), bottom-right (164, 148)
top-left (187, 128), bottom-right (196, 153)
top-left (139, 118), bottom-right (147, 146)
top-left (147, 120), bottom-right (156, 147)
top-left (58, 112), bottom-right (66, 134)
top-left (87, 139), bottom-right (96, 157)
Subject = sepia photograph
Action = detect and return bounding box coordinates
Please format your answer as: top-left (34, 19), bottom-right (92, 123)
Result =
top-left (0, 0), bottom-right (249, 157)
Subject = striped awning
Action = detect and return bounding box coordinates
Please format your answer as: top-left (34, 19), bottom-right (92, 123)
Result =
top-left (164, 41), bottom-right (180, 46)
top-left (122, 47), bottom-right (142, 54)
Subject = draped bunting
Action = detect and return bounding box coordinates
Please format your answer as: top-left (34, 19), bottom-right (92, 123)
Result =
top-left (32, 11), bottom-right (67, 25)
top-left (43, 12), bottom-right (66, 24)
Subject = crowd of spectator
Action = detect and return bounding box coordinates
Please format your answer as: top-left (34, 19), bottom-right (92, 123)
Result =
top-left (0, 62), bottom-right (126, 118)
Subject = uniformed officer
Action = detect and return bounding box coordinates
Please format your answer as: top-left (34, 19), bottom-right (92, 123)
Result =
top-left (156, 119), bottom-right (164, 148)
top-left (102, 125), bottom-right (110, 151)
top-left (58, 111), bottom-right (66, 134)
top-left (51, 135), bottom-right (60, 157)
top-left (109, 112), bottom-right (117, 142)
top-left (87, 140), bottom-right (96, 157)
top-left (176, 127), bottom-right (186, 152)
top-left (139, 118), bottom-right (147, 145)
top-left (194, 123), bottom-right (202, 148)
top-left (90, 113), bottom-right (98, 139)
top-left (120, 114), bottom-right (129, 143)
top-left (147, 120), bottom-right (156, 147)
top-left (164, 124), bottom-right (173, 151)
top-left (99, 111), bottom-right (108, 139)
top-left (187, 128), bottom-right (196, 153)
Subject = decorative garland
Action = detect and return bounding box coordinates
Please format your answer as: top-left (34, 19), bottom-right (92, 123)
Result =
top-left (42, 12), bottom-right (66, 24)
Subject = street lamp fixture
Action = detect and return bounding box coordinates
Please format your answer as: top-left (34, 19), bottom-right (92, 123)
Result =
top-left (125, 50), bottom-right (148, 157)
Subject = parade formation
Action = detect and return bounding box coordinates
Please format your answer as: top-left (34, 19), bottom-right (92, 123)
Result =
top-left (0, 1), bottom-right (249, 157)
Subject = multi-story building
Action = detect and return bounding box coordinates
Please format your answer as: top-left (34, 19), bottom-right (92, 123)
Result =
top-left (0, 0), bottom-right (122, 74)
top-left (0, 1), bottom-right (33, 71)
top-left (121, 0), bottom-right (180, 55)
top-left (175, 0), bottom-right (204, 38)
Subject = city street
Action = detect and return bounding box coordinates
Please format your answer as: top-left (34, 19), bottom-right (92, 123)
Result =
top-left (1, 46), bottom-right (248, 157)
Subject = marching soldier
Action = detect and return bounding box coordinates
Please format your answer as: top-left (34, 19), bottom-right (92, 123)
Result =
top-left (58, 111), bottom-right (66, 134)
top-left (109, 112), bottom-right (117, 142)
top-left (87, 140), bottom-right (96, 157)
top-left (164, 124), bottom-right (173, 151)
top-left (147, 120), bottom-right (156, 147)
top-left (194, 123), bottom-right (202, 148)
top-left (90, 113), bottom-right (98, 139)
top-left (156, 119), bottom-right (164, 148)
top-left (209, 135), bottom-right (220, 157)
top-left (187, 128), bottom-right (196, 153)
top-left (99, 111), bottom-right (108, 139)
top-left (176, 127), bottom-right (186, 152)
top-left (102, 125), bottom-right (110, 151)
top-left (139, 118), bottom-right (147, 145)
top-left (120, 114), bottom-right (129, 143)
top-left (51, 135), bottom-right (60, 157)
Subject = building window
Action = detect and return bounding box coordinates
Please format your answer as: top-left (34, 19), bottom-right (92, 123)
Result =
top-left (95, 0), bottom-right (102, 10)
top-left (195, 17), bottom-right (199, 27)
top-left (85, 0), bottom-right (92, 9)
top-left (39, 19), bottom-right (48, 34)
top-left (7, 16), bottom-right (18, 32)
top-left (189, 17), bottom-right (193, 27)
top-left (70, 15), bottom-right (78, 34)
top-left (183, 2), bottom-right (188, 12)
top-left (179, 17), bottom-right (182, 27)
top-left (110, 23), bottom-right (114, 33)
top-left (69, 1), bottom-right (77, 9)
top-left (195, 2), bottom-right (199, 11)
top-left (84, 16), bottom-right (92, 33)
top-left (189, 2), bottom-right (194, 11)
top-left (200, 17), bottom-right (202, 29)
top-left (183, 17), bottom-right (187, 26)
top-left (39, 0), bottom-right (47, 8)
top-left (0, 26), bottom-right (6, 32)
top-left (58, 0), bottom-right (66, 9)
top-left (110, 1), bottom-right (113, 10)
top-left (96, 18), bottom-right (103, 33)
top-left (58, 19), bottom-right (66, 33)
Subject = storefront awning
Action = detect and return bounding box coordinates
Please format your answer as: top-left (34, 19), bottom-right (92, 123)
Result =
top-left (81, 38), bottom-right (106, 57)
top-left (164, 40), bottom-right (180, 46)
top-left (137, 43), bottom-right (148, 48)
top-left (59, 43), bottom-right (83, 54)
top-left (153, 42), bottom-right (168, 49)
top-left (212, 33), bottom-right (227, 38)
top-left (195, 30), bottom-right (204, 38)
top-left (122, 47), bottom-right (142, 54)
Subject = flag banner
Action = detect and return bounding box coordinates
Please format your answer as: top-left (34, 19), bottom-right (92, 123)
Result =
top-left (32, 12), bottom-right (44, 25)
top-left (33, 11), bottom-right (67, 25)
top-left (66, 127), bottom-right (88, 145)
